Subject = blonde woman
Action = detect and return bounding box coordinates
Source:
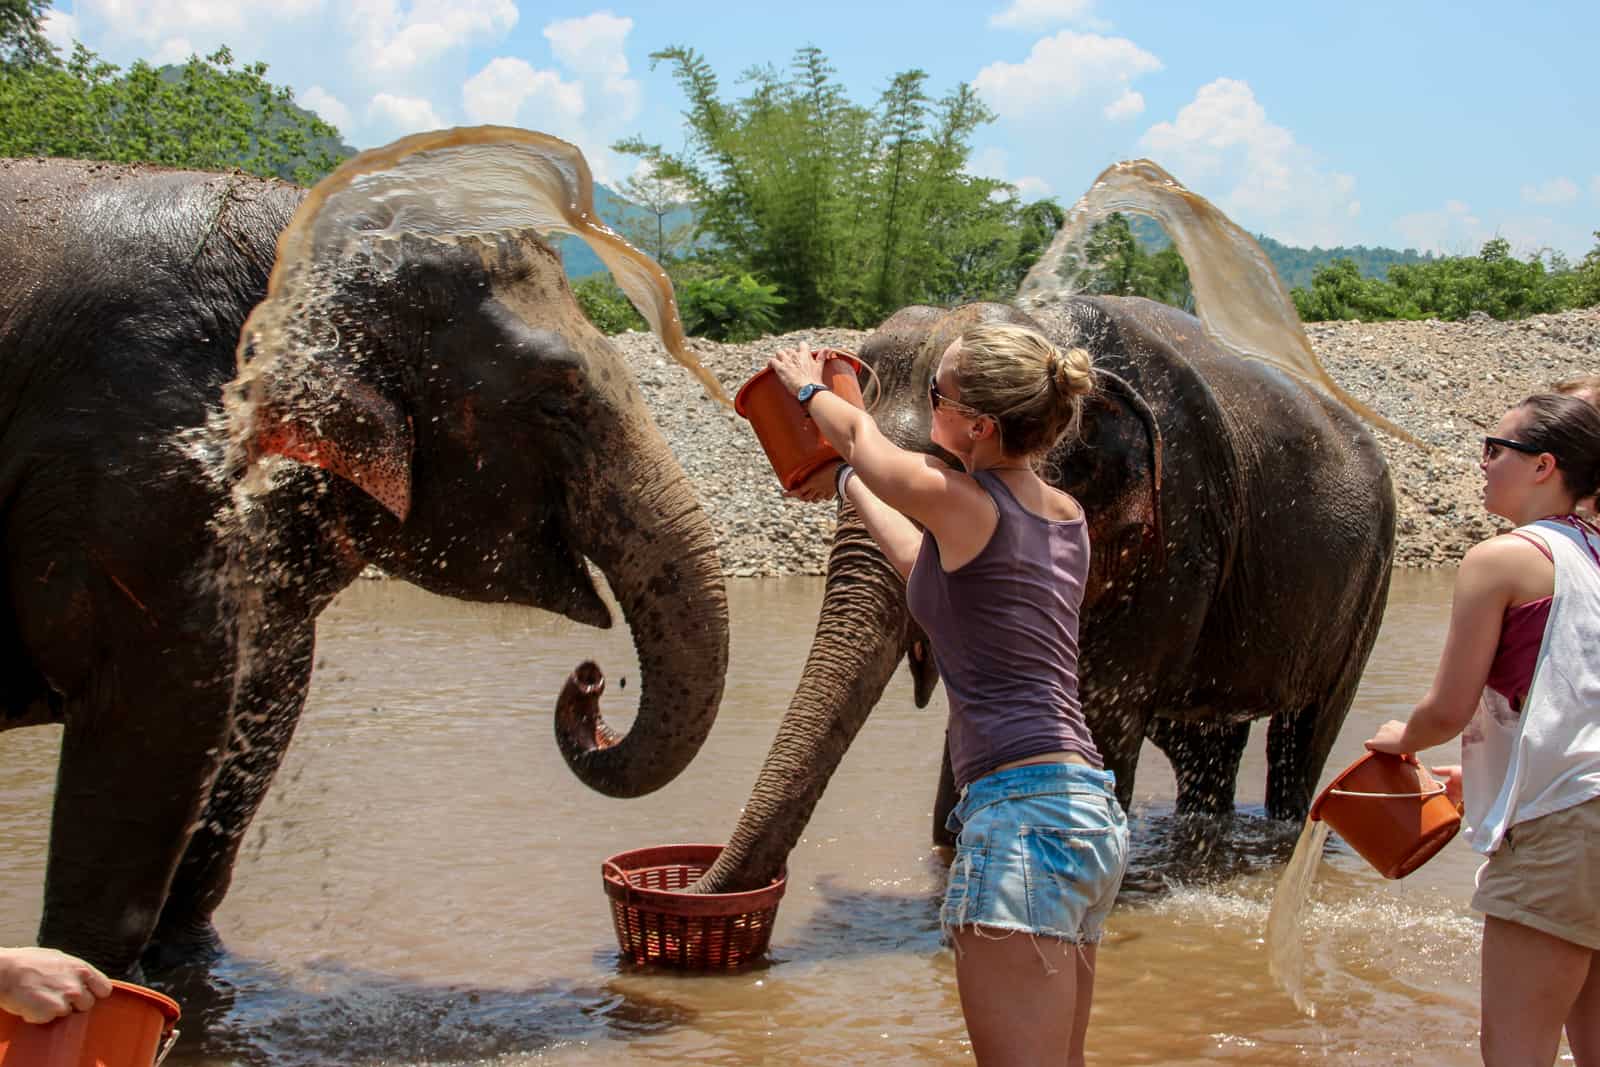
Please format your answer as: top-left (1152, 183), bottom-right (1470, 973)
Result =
top-left (771, 322), bottom-right (1129, 1067)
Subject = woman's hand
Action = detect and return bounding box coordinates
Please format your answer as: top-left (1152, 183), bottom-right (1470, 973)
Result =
top-left (0, 947), bottom-right (113, 1024)
top-left (1364, 719), bottom-right (1416, 758)
top-left (784, 461), bottom-right (842, 504)
top-left (1429, 764), bottom-right (1464, 808)
top-left (768, 345), bottom-right (825, 396)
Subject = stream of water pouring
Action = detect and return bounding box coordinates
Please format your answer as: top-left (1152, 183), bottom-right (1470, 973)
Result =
top-left (1017, 158), bottom-right (1415, 445)
top-left (1264, 818), bottom-right (1331, 1017)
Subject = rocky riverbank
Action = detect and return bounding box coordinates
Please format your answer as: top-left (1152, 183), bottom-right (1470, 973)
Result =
top-left (614, 306), bottom-right (1600, 575)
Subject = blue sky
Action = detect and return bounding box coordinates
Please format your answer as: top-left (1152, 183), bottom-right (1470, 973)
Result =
top-left (41, 0), bottom-right (1599, 257)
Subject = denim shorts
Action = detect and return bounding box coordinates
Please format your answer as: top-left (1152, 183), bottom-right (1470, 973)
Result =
top-left (940, 762), bottom-right (1130, 945)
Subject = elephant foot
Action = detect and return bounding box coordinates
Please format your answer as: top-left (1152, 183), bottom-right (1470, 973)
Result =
top-left (142, 919), bottom-right (225, 975)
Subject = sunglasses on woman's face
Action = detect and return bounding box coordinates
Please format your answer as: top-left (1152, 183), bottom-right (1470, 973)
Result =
top-left (1482, 435), bottom-right (1546, 463)
top-left (929, 375), bottom-right (980, 416)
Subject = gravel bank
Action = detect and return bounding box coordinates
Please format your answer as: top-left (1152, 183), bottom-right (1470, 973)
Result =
top-left (615, 307), bottom-right (1600, 575)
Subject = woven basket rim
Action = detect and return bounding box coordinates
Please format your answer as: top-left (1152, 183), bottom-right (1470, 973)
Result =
top-left (603, 843), bottom-right (786, 912)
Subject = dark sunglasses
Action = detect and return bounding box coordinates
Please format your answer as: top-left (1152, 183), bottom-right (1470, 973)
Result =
top-left (1482, 435), bottom-right (1546, 462)
top-left (929, 375), bottom-right (981, 416)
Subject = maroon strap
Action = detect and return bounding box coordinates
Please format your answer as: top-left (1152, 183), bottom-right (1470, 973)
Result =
top-left (1511, 530), bottom-right (1554, 562)
top-left (1553, 514), bottom-right (1600, 570)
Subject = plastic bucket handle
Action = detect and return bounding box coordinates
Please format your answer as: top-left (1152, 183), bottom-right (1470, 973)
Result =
top-left (155, 1026), bottom-right (181, 1067)
top-left (1326, 782), bottom-right (1447, 800)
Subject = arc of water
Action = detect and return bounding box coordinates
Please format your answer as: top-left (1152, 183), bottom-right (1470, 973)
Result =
top-left (1019, 159), bottom-right (1418, 447)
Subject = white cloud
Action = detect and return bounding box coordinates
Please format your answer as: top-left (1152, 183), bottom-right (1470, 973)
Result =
top-left (300, 86), bottom-right (353, 132)
top-left (347, 0), bottom-right (518, 75)
top-left (151, 36), bottom-right (194, 65)
top-left (1446, 199), bottom-right (1473, 216)
top-left (973, 31), bottom-right (1161, 120)
top-left (1394, 202), bottom-right (1577, 257)
top-left (542, 13), bottom-right (640, 123)
top-left (367, 93), bottom-right (444, 137)
top-left (1139, 78), bottom-right (1358, 247)
top-left (1104, 89), bottom-right (1143, 121)
top-left (74, 0), bottom-right (322, 44)
top-left (1520, 177), bottom-right (1579, 205)
top-left (967, 146), bottom-right (1051, 200)
top-left (1014, 175), bottom-right (1054, 199)
top-left (462, 58), bottom-right (584, 127)
top-left (40, 10), bottom-right (78, 53)
top-left (988, 0), bottom-right (1096, 30)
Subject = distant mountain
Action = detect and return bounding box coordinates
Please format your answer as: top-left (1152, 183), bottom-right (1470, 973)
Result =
top-left (555, 185), bottom-right (696, 278)
top-left (1126, 215), bottom-right (1436, 289)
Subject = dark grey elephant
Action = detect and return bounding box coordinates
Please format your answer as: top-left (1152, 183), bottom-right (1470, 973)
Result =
top-left (696, 297), bottom-right (1396, 892)
top-left (0, 145), bottom-right (726, 976)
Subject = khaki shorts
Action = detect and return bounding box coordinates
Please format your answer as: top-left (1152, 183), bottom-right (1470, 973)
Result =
top-left (1472, 795), bottom-right (1600, 950)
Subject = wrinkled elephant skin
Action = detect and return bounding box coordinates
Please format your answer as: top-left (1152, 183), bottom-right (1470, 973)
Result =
top-left (701, 297), bottom-right (1394, 893)
top-left (0, 159), bottom-right (728, 975)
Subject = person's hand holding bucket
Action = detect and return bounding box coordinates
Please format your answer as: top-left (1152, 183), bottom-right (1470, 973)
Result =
top-left (734, 344), bottom-right (865, 493)
top-left (0, 947), bottom-right (112, 1024)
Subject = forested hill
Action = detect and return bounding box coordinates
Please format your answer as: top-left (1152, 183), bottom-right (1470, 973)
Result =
top-left (559, 198), bottom-right (1434, 288)
top-left (1124, 215), bottom-right (1435, 288)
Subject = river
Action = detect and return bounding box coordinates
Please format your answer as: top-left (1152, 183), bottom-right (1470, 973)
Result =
top-left (0, 569), bottom-right (1521, 1064)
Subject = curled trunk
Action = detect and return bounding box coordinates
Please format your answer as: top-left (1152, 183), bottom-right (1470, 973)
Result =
top-left (555, 416), bottom-right (729, 797)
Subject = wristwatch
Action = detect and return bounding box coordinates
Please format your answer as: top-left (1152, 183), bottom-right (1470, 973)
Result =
top-left (796, 383), bottom-right (830, 406)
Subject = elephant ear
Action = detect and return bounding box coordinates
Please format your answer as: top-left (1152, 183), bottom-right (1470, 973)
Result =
top-left (241, 352), bottom-right (414, 521)
top-left (1065, 370), bottom-right (1166, 579)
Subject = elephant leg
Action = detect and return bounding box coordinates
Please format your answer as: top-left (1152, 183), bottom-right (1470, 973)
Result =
top-left (1265, 700), bottom-right (1347, 822)
top-left (147, 618), bottom-right (316, 969)
top-left (931, 733), bottom-right (957, 848)
top-left (1146, 716), bottom-right (1249, 816)
top-left (40, 655), bottom-right (234, 977)
top-left (1093, 708), bottom-right (1146, 815)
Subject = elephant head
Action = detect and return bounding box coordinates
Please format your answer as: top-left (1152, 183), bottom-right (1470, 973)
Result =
top-left (696, 301), bottom-right (1166, 891)
top-left (226, 129), bottom-right (729, 798)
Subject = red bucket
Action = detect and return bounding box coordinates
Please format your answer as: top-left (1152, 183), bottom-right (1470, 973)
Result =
top-left (1309, 751), bottom-right (1461, 879)
top-left (734, 349), bottom-right (864, 490)
top-left (0, 980), bottom-right (181, 1067)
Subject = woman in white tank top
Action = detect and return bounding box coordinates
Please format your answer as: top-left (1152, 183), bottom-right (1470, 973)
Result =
top-left (1366, 392), bottom-right (1600, 1066)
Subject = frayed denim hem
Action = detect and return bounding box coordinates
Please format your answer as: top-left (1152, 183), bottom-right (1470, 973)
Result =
top-left (941, 921), bottom-right (1104, 975)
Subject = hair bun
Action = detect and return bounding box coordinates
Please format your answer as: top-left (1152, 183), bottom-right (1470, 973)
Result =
top-left (1051, 346), bottom-right (1094, 399)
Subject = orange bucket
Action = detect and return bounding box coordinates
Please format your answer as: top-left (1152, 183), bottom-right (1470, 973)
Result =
top-left (734, 349), bottom-right (865, 490)
top-left (0, 980), bottom-right (181, 1067)
top-left (1309, 751), bottom-right (1461, 879)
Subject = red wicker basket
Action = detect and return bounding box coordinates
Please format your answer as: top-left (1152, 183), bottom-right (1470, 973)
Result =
top-left (602, 843), bottom-right (786, 970)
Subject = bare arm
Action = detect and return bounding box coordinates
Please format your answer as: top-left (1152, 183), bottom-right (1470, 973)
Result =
top-left (1367, 537), bottom-right (1536, 754)
top-left (769, 349), bottom-right (991, 556)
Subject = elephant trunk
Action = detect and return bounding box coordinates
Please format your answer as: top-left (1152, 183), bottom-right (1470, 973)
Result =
top-left (694, 510), bottom-right (912, 893)
top-left (555, 416), bottom-right (729, 797)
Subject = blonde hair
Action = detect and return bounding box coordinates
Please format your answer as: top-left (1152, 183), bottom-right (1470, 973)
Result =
top-left (951, 322), bottom-right (1093, 457)
top-left (1553, 373), bottom-right (1600, 405)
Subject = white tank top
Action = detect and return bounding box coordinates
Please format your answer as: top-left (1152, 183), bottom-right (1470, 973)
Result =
top-left (1462, 517), bottom-right (1600, 854)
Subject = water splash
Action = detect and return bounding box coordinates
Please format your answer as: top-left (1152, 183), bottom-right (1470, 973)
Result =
top-left (1017, 159), bottom-right (1417, 446)
top-left (1264, 818), bottom-right (1331, 1017)
top-left (237, 125), bottom-right (727, 408)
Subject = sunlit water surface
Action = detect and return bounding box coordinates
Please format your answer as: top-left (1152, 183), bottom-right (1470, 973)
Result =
top-left (0, 569), bottom-right (1526, 1064)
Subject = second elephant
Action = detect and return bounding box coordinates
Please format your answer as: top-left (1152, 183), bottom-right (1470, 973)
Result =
top-left (699, 296), bottom-right (1396, 892)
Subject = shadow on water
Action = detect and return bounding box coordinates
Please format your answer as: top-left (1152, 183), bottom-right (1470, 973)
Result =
top-left (151, 953), bottom-right (694, 1066)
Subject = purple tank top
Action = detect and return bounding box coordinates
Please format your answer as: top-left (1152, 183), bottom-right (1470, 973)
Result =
top-left (906, 470), bottom-right (1099, 789)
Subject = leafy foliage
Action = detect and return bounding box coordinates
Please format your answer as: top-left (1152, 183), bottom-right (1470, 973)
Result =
top-left (0, 37), bottom-right (350, 185)
top-left (1065, 213), bottom-right (1193, 310)
top-left (617, 45), bottom-right (1059, 329)
top-left (676, 273), bottom-right (786, 342)
top-left (572, 276), bottom-right (648, 335)
top-left (0, 0), bottom-right (53, 67)
top-left (1291, 235), bottom-right (1600, 322)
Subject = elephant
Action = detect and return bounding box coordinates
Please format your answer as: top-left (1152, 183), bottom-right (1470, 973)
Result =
top-left (0, 140), bottom-right (727, 976)
top-left (695, 296), bottom-right (1396, 893)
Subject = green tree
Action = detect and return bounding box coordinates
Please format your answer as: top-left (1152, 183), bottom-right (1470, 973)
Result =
top-left (0, 41), bottom-right (349, 184)
top-left (618, 45), bottom-right (1057, 329)
top-left (616, 166), bottom-right (695, 263)
top-left (1065, 213), bottom-right (1192, 310)
top-left (0, 0), bottom-right (53, 67)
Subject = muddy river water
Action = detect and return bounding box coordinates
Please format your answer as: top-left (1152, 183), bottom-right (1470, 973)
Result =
top-left (0, 569), bottom-right (1538, 1064)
